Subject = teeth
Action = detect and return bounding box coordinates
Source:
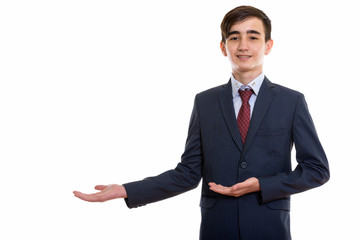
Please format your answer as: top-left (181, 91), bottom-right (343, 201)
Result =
top-left (237, 55), bottom-right (250, 59)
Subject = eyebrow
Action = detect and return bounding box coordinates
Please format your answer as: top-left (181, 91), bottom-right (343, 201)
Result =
top-left (227, 30), bottom-right (261, 38)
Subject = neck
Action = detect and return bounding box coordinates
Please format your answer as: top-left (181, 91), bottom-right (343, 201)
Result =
top-left (232, 71), bottom-right (262, 85)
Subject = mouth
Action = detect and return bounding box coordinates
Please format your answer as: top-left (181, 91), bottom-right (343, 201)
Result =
top-left (236, 55), bottom-right (251, 61)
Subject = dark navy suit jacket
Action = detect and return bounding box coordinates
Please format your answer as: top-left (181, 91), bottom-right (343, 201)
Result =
top-left (124, 77), bottom-right (330, 240)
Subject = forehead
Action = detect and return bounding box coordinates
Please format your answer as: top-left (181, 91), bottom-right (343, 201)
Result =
top-left (229, 17), bottom-right (265, 35)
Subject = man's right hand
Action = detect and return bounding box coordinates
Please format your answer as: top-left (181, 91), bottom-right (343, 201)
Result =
top-left (73, 184), bottom-right (128, 202)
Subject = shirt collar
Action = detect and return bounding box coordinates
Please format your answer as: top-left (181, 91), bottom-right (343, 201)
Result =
top-left (231, 73), bottom-right (265, 98)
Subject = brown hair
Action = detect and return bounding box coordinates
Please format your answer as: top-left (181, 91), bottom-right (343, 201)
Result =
top-left (221, 6), bottom-right (272, 43)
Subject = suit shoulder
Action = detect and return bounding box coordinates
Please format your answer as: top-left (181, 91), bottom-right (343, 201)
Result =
top-left (196, 83), bottom-right (227, 99)
top-left (272, 83), bottom-right (303, 98)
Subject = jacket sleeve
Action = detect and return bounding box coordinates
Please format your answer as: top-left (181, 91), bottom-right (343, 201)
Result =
top-left (258, 94), bottom-right (330, 203)
top-left (123, 95), bottom-right (203, 208)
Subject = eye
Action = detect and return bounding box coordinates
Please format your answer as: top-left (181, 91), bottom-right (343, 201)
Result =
top-left (229, 37), bottom-right (239, 41)
top-left (249, 36), bottom-right (258, 40)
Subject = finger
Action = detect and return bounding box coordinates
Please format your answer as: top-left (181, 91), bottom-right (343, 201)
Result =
top-left (208, 182), bottom-right (225, 188)
top-left (208, 182), bottom-right (219, 188)
top-left (95, 185), bottom-right (107, 191)
top-left (212, 188), bottom-right (230, 195)
top-left (208, 183), bottom-right (218, 190)
top-left (73, 191), bottom-right (81, 196)
top-left (209, 185), bottom-right (229, 194)
top-left (74, 191), bottom-right (106, 202)
top-left (73, 191), bottom-right (95, 202)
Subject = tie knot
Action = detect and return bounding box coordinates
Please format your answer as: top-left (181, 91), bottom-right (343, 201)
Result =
top-left (239, 88), bottom-right (253, 102)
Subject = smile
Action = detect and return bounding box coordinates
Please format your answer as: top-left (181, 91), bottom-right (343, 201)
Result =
top-left (236, 55), bottom-right (251, 60)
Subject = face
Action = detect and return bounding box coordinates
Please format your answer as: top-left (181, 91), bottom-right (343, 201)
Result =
top-left (220, 17), bottom-right (273, 81)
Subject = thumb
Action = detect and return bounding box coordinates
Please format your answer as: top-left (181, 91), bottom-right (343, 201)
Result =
top-left (232, 182), bottom-right (244, 191)
top-left (95, 185), bottom-right (107, 191)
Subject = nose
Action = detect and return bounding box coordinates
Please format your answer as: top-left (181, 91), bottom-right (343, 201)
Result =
top-left (238, 37), bottom-right (248, 51)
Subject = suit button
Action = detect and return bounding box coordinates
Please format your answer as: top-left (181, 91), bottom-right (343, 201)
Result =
top-left (240, 162), bottom-right (248, 169)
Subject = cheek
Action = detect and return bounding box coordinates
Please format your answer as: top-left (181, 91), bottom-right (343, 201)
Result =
top-left (253, 46), bottom-right (266, 58)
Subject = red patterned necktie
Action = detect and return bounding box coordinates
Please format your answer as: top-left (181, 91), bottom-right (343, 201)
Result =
top-left (237, 88), bottom-right (254, 143)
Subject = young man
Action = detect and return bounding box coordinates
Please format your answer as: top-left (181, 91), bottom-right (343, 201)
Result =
top-left (74, 6), bottom-right (330, 240)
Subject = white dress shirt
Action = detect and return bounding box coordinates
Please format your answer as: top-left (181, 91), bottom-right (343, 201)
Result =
top-left (231, 73), bottom-right (265, 118)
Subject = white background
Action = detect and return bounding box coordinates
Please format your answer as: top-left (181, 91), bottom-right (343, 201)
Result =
top-left (1, 0), bottom-right (359, 239)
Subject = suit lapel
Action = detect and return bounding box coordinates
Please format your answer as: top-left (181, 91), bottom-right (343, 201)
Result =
top-left (218, 80), bottom-right (244, 152)
top-left (243, 77), bottom-right (276, 152)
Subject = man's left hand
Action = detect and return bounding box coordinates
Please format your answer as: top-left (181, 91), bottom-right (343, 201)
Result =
top-left (208, 177), bottom-right (260, 197)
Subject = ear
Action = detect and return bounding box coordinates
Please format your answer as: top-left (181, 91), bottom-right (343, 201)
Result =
top-left (265, 39), bottom-right (274, 55)
top-left (220, 41), bottom-right (227, 57)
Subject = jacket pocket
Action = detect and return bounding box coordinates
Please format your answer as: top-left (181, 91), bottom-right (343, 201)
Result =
top-left (200, 196), bottom-right (217, 209)
top-left (265, 198), bottom-right (290, 211)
